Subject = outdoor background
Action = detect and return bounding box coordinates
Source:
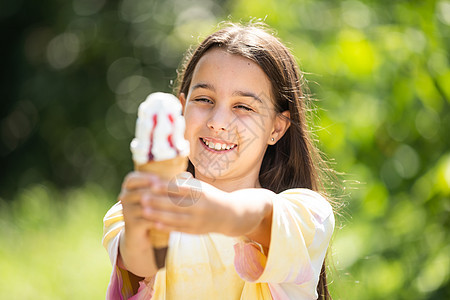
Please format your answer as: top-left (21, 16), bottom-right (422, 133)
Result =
top-left (1, 0), bottom-right (449, 299)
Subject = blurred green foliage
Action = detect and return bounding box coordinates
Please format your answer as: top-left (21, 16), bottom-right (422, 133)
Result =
top-left (0, 183), bottom-right (112, 298)
top-left (1, 0), bottom-right (449, 299)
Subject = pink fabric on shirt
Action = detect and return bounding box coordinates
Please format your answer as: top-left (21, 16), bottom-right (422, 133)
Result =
top-left (234, 240), bottom-right (267, 281)
top-left (129, 281), bottom-right (154, 300)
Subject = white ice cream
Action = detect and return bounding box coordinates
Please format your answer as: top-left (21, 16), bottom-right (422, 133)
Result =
top-left (130, 92), bottom-right (189, 164)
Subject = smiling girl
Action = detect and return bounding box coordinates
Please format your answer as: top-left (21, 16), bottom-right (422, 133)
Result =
top-left (103, 23), bottom-right (335, 300)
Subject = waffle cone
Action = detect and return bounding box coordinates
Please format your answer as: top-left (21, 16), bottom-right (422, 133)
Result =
top-left (135, 156), bottom-right (188, 249)
top-left (134, 156), bottom-right (188, 180)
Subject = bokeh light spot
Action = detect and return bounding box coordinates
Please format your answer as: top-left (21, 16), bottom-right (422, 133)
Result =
top-left (403, 28), bottom-right (426, 54)
top-left (46, 32), bottom-right (80, 69)
top-left (107, 57), bottom-right (142, 94)
top-left (437, 1), bottom-right (450, 25)
top-left (427, 51), bottom-right (449, 76)
top-left (380, 158), bottom-right (402, 189)
top-left (415, 107), bottom-right (440, 140)
top-left (115, 75), bottom-right (146, 95)
top-left (341, 0), bottom-right (372, 29)
top-left (116, 76), bottom-right (152, 114)
top-left (120, 0), bottom-right (155, 23)
top-left (68, 17), bottom-right (98, 48)
top-left (393, 144), bottom-right (420, 179)
top-left (415, 246), bottom-right (450, 293)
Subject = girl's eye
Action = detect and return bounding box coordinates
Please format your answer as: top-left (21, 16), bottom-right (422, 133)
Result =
top-left (235, 105), bottom-right (255, 112)
top-left (193, 98), bottom-right (213, 104)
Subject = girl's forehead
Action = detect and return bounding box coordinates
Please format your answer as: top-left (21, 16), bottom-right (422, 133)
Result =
top-left (194, 48), bottom-right (261, 72)
top-left (190, 48), bottom-right (273, 102)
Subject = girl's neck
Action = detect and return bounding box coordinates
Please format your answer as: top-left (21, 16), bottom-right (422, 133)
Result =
top-left (194, 171), bottom-right (261, 193)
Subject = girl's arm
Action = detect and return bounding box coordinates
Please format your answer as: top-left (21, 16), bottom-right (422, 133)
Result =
top-left (226, 189), bottom-right (274, 252)
top-left (141, 175), bottom-right (275, 250)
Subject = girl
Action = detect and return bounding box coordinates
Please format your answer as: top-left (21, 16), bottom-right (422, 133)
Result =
top-left (103, 22), bottom-right (335, 299)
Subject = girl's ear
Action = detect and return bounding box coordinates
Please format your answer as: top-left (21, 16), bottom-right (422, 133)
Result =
top-left (179, 93), bottom-right (187, 115)
top-left (269, 110), bottom-right (291, 145)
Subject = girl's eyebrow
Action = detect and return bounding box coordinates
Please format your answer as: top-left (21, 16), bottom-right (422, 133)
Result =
top-left (190, 82), bottom-right (215, 92)
top-left (232, 90), bottom-right (263, 104)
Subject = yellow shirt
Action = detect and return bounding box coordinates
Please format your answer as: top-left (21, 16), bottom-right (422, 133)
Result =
top-left (103, 189), bottom-right (335, 300)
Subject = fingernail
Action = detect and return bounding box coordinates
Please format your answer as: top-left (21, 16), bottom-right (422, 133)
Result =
top-left (144, 207), bottom-right (152, 215)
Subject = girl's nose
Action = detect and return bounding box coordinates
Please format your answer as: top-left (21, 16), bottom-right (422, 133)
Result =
top-left (206, 107), bottom-right (231, 132)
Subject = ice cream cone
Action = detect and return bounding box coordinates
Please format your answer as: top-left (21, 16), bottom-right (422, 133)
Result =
top-left (130, 92), bottom-right (190, 269)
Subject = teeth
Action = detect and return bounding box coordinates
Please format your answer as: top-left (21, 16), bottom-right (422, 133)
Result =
top-left (202, 138), bottom-right (235, 151)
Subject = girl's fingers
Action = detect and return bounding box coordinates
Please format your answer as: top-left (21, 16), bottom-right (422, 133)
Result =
top-left (119, 175), bottom-right (169, 205)
top-left (122, 171), bottom-right (201, 198)
top-left (122, 171), bottom-right (162, 190)
top-left (168, 176), bottom-right (203, 198)
top-left (120, 188), bottom-right (198, 215)
top-left (118, 189), bottom-right (143, 204)
top-left (122, 204), bottom-right (153, 231)
top-left (144, 193), bottom-right (203, 215)
top-left (119, 187), bottom-right (164, 204)
top-left (122, 200), bottom-right (148, 217)
top-left (122, 190), bottom-right (193, 217)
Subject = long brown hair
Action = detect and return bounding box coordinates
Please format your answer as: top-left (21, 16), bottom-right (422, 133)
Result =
top-left (176, 22), bottom-right (333, 299)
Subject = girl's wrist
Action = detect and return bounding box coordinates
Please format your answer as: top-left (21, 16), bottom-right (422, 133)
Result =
top-left (120, 229), bottom-right (158, 277)
top-left (239, 189), bottom-right (273, 250)
top-left (223, 189), bottom-right (273, 238)
top-left (217, 191), bottom-right (240, 236)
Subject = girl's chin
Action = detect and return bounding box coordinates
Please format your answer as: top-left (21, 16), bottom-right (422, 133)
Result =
top-left (192, 163), bottom-right (231, 181)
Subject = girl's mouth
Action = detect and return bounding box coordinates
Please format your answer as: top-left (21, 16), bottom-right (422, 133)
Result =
top-left (200, 138), bottom-right (237, 152)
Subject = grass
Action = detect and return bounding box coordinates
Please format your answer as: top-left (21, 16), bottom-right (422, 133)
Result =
top-left (0, 183), bottom-right (114, 299)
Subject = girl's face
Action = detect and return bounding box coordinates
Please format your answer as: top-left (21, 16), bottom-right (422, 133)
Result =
top-left (181, 48), bottom-right (287, 187)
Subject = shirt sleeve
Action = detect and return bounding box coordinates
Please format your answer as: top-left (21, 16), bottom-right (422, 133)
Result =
top-left (102, 202), bottom-right (156, 300)
top-left (233, 188), bottom-right (335, 287)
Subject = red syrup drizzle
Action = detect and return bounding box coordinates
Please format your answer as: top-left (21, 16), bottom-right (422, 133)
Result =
top-left (167, 114), bottom-right (180, 155)
top-left (147, 114), bottom-right (158, 161)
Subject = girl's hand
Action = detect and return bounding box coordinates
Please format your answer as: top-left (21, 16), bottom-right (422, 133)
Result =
top-left (120, 172), bottom-right (158, 247)
top-left (118, 171), bottom-right (161, 278)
